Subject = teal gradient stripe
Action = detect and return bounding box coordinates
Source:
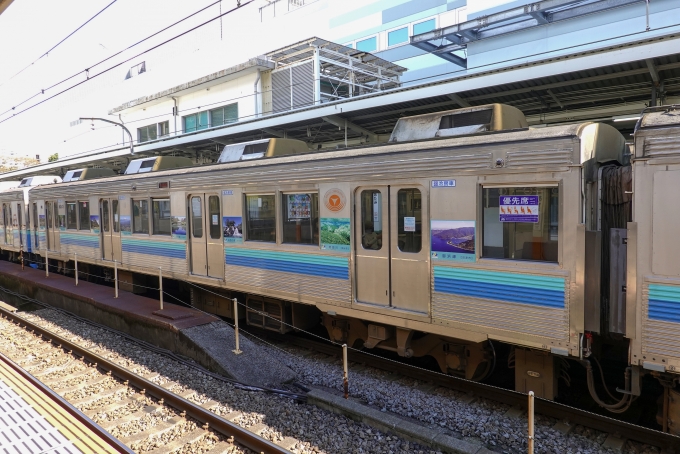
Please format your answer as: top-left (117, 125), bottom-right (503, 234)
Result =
top-left (648, 284), bottom-right (680, 323)
top-left (226, 248), bottom-right (348, 268)
top-left (61, 232), bottom-right (99, 248)
top-left (433, 267), bottom-right (565, 290)
top-left (122, 237), bottom-right (186, 259)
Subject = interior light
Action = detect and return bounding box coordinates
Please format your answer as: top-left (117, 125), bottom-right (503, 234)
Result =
top-left (612, 116), bottom-right (641, 122)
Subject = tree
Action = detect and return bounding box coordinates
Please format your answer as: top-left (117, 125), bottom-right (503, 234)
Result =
top-left (48, 153), bottom-right (59, 162)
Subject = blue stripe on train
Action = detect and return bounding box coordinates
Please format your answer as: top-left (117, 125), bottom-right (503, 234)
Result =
top-left (433, 266), bottom-right (565, 309)
top-left (122, 239), bottom-right (186, 260)
top-left (225, 252), bottom-right (348, 280)
top-left (648, 284), bottom-right (680, 323)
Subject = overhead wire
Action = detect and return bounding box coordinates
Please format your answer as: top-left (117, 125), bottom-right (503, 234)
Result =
top-left (0, 0), bottom-right (253, 122)
top-left (0, 0), bottom-right (118, 89)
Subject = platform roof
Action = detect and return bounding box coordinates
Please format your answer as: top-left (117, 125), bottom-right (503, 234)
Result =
top-left (1, 33), bottom-right (678, 180)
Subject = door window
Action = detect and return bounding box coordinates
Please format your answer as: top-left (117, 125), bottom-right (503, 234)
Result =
top-left (112, 200), bottom-right (119, 232)
top-left (396, 189), bottom-right (422, 253)
top-left (208, 196), bottom-right (221, 240)
top-left (66, 202), bottom-right (77, 229)
top-left (102, 200), bottom-right (110, 233)
top-left (191, 196), bottom-right (203, 238)
top-left (46, 202), bottom-right (53, 229)
top-left (360, 190), bottom-right (383, 250)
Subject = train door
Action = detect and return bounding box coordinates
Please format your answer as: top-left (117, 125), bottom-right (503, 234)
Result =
top-left (354, 185), bottom-right (430, 313)
top-left (188, 194), bottom-right (223, 278)
top-left (32, 202), bottom-right (39, 251)
top-left (100, 199), bottom-right (113, 260)
top-left (16, 203), bottom-right (23, 249)
top-left (2, 203), bottom-right (9, 245)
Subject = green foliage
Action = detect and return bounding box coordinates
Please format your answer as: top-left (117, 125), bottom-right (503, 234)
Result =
top-left (320, 220), bottom-right (351, 245)
top-left (48, 153), bottom-right (59, 162)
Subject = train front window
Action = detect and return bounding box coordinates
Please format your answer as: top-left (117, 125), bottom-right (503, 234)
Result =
top-left (282, 193), bottom-right (318, 245)
top-left (132, 199), bottom-right (149, 234)
top-left (78, 201), bottom-right (90, 231)
top-left (66, 202), bottom-right (77, 229)
top-left (245, 195), bottom-right (276, 242)
top-left (482, 186), bottom-right (559, 262)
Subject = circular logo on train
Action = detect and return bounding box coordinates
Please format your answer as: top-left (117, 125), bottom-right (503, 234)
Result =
top-left (324, 188), bottom-right (346, 212)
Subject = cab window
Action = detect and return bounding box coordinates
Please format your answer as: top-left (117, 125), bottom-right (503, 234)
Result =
top-left (482, 186), bottom-right (559, 262)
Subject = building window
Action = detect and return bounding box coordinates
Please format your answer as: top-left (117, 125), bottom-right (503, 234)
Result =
top-left (138, 121), bottom-right (170, 143)
top-left (413, 18), bottom-right (436, 35)
top-left (388, 27), bottom-right (408, 47)
top-left (356, 36), bottom-right (377, 52)
top-left (125, 61), bottom-right (146, 80)
top-left (482, 186), bottom-right (559, 262)
top-left (152, 199), bottom-right (171, 235)
top-left (209, 103), bottom-right (238, 127)
top-left (245, 194), bottom-right (276, 242)
top-left (132, 199), bottom-right (149, 234)
top-left (78, 201), bottom-right (90, 231)
top-left (183, 111), bottom-right (209, 133)
top-left (282, 193), bottom-right (318, 245)
top-left (66, 202), bottom-right (77, 229)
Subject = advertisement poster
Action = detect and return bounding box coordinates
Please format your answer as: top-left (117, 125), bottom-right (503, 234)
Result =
top-left (430, 220), bottom-right (476, 262)
top-left (499, 195), bottom-right (539, 223)
top-left (223, 216), bottom-right (243, 244)
top-left (171, 216), bottom-right (187, 240)
top-left (120, 215), bottom-right (131, 235)
top-left (320, 218), bottom-right (350, 252)
top-left (90, 215), bottom-right (100, 234)
top-left (39, 214), bottom-right (45, 230)
top-left (404, 216), bottom-right (416, 232)
top-left (287, 194), bottom-right (311, 220)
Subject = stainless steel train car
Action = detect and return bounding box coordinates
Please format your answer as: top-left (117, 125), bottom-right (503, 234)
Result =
top-left (18, 105), bottom-right (621, 381)
top-left (8, 103), bottom-right (680, 429)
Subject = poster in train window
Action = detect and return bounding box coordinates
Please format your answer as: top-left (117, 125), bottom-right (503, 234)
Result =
top-left (430, 220), bottom-right (475, 262)
top-left (223, 216), bottom-right (243, 244)
top-left (286, 194), bottom-right (311, 220)
top-left (499, 196), bottom-right (539, 223)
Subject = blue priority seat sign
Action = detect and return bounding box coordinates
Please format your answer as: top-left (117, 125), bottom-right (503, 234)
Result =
top-left (499, 195), bottom-right (539, 223)
top-left (431, 180), bottom-right (456, 187)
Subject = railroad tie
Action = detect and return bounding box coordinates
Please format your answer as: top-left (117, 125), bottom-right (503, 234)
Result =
top-left (204, 440), bottom-right (241, 453)
top-left (275, 436), bottom-right (298, 450)
top-left (145, 427), bottom-right (206, 454)
top-left (119, 416), bottom-right (184, 446)
top-left (43, 367), bottom-right (95, 386)
top-left (100, 405), bottom-right (163, 432)
top-left (59, 374), bottom-right (110, 395)
top-left (82, 395), bottom-right (147, 419)
top-left (199, 400), bottom-right (220, 411)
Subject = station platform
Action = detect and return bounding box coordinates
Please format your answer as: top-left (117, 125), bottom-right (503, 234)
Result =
top-left (0, 260), bottom-right (296, 388)
top-left (0, 352), bottom-right (130, 454)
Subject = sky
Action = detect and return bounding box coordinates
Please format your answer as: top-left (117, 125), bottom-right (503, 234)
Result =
top-left (0, 0), bottom-right (504, 162)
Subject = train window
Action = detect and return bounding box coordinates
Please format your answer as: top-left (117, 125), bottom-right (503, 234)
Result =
top-left (191, 196), bottom-right (203, 238)
top-left (482, 186), bottom-right (559, 262)
top-left (66, 202), bottom-right (77, 229)
top-left (78, 201), bottom-right (90, 231)
top-left (397, 189), bottom-right (422, 253)
top-left (245, 194), bottom-right (276, 242)
top-left (2, 204), bottom-right (8, 244)
top-left (102, 200), bottom-right (110, 233)
top-left (112, 200), bottom-right (119, 233)
top-left (152, 199), bottom-right (171, 235)
top-left (360, 190), bottom-right (383, 250)
top-left (46, 202), bottom-right (53, 229)
top-left (281, 193), bottom-right (319, 245)
top-left (132, 199), bottom-right (149, 234)
top-left (208, 196), bottom-right (221, 240)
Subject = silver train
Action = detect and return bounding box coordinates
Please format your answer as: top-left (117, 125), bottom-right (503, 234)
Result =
top-left (1, 104), bottom-right (679, 430)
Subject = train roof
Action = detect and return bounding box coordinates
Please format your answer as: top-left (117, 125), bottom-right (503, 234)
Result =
top-left (637, 105), bottom-right (680, 130)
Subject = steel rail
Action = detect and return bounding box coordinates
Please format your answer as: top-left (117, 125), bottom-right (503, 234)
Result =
top-left (271, 333), bottom-right (680, 450)
top-left (0, 351), bottom-right (134, 454)
top-left (0, 307), bottom-right (290, 454)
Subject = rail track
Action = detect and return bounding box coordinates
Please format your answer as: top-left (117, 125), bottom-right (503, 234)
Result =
top-left (254, 329), bottom-right (680, 451)
top-left (0, 306), bottom-right (291, 454)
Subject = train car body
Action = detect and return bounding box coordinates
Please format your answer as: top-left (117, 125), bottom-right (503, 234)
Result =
top-left (26, 105), bottom-right (628, 396)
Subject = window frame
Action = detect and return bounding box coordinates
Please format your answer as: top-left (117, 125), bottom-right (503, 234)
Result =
top-left (280, 191), bottom-right (319, 246)
top-left (412, 16), bottom-right (437, 36)
top-left (386, 25), bottom-right (410, 48)
top-left (66, 202), bottom-right (78, 230)
top-left (355, 34), bottom-right (379, 53)
top-left (131, 198), bottom-right (150, 235)
top-left (78, 201), bottom-right (90, 231)
top-left (244, 193), bottom-right (277, 243)
top-left (480, 183), bottom-right (560, 264)
top-left (152, 198), bottom-right (171, 236)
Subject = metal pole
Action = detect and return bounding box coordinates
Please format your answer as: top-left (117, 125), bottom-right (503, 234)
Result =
top-left (528, 391), bottom-right (535, 454)
top-left (232, 298), bottom-right (242, 355)
top-left (114, 260), bottom-right (118, 298)
top-left (45, 247), bottom-right (49, 277)
top-left (343, 344), bottom-right (349, 399)
top-left (158, 267), bottom-right (163, 310)
top-left (74, 253), bottom-right (78, 286)
top-left (20, 248), bottom-right (23, 270)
